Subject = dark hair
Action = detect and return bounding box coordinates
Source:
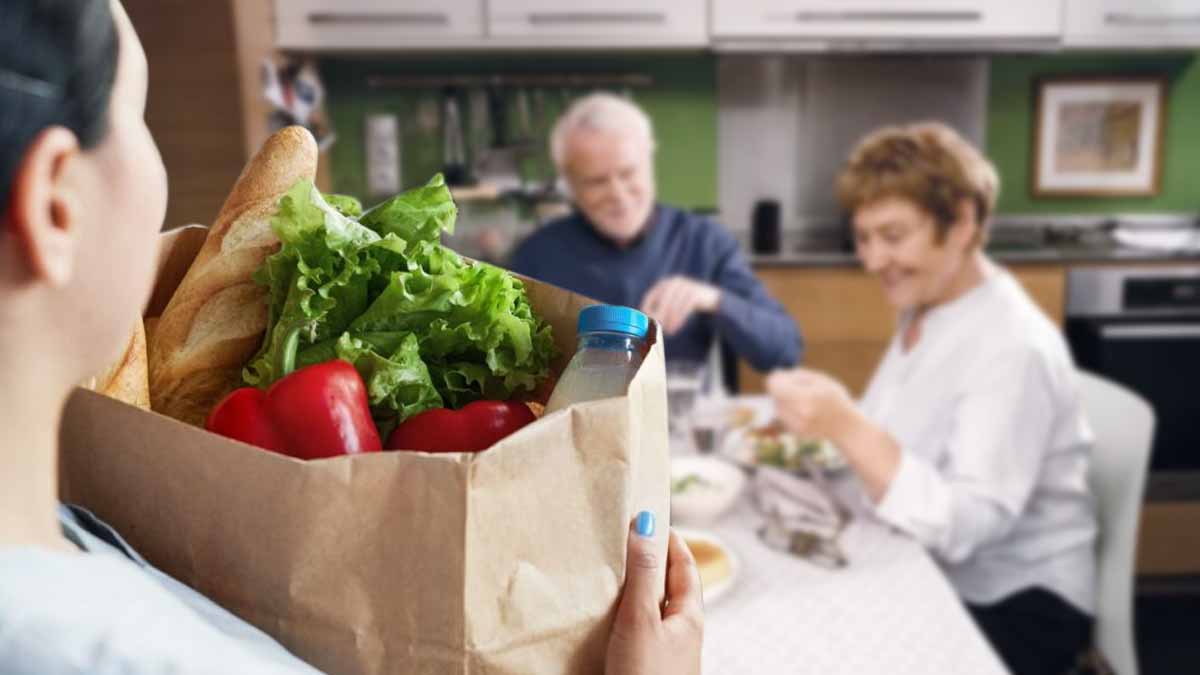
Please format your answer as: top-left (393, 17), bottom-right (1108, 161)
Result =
top-left (0, 0), bottom-right (119, 211)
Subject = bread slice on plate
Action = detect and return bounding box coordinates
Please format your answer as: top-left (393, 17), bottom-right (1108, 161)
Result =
top-left (679, 528), bottom-right (739, 603)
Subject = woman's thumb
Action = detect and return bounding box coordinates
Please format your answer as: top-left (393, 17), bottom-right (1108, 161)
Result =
top-left (615, 510), bottom-right (663, 629)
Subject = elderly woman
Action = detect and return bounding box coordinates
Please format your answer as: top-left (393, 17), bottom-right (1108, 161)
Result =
top-left (768, 123), bottom-right (1097, 675)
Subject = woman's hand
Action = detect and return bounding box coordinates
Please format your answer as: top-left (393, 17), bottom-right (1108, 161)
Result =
top-left (766, 368), bottom-right (902, 501)
top-left (766, 368), bottom-right (859, 444)
top-left (606, 513), bottom-right (704, 675)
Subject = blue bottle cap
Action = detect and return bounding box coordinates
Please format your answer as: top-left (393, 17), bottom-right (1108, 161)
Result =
top-left (578, 305), bottom-right (649, 338)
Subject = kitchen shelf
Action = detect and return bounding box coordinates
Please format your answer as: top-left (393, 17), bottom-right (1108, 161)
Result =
top-left (366, 73), bottom-right (653, 90)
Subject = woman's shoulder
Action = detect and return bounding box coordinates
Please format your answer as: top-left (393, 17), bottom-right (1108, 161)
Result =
top-left (0, 544), bottom-right (141, 596)
top-left (0, 547), bottom-right (316, 674)
top-left (0, 549), bottom-right (162, 670)
top-left (965, 272), bottom-right (1077, 379)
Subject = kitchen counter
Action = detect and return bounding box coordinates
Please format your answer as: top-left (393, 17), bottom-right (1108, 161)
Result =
top-left (750, 244), bottom-right (1200, 267)
top-left (743, 214), bottom-right (1200, 267)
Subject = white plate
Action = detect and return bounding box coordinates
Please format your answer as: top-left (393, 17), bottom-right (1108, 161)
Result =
top-left (670, 456), bottom-right (746, 525)
top-left (675, 527), bottom-right (739, 605)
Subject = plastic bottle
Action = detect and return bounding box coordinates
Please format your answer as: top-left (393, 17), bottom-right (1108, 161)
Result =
top-left (544, 305), bottom-right (650, 414)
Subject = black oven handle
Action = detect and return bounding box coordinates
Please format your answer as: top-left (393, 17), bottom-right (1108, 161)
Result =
top-left (1101, 324), bottom-right (1200, 340)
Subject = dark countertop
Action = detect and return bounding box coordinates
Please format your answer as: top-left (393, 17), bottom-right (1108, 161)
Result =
top-left (750, 245), bottom-right (1200, 268)
top-left (744, 214), bottom-right (1200, 268)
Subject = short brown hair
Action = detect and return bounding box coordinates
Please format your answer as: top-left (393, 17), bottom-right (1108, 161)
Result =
top-left (836, 122), bottom-right (999, 241)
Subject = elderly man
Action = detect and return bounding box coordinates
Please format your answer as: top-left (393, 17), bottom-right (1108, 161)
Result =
top-left (510, 93), bottom-right (801, 385)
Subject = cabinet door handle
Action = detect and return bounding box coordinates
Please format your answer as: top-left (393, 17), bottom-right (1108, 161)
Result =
top-left (526, 12), bottom-right (668, 26)
top-left (772, 10), bottom-right (983, 23)
top-left (1101, 324), bottom-right (1200, 340)
top-left (1105, 12), bottom-right (1200, 26)
top-left (308, 12), bottom-right (450, 27)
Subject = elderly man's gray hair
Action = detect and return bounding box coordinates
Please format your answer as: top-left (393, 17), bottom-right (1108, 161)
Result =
top-left (550, 92), bottom-right (657, 169)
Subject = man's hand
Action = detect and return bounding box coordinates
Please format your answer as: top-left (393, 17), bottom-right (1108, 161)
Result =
top-left (605, 513), bottom-right (703, 675)
top-left (765, 368), bottom-right (859, 445)
top-left (640, 277), bottom-right (721, 336)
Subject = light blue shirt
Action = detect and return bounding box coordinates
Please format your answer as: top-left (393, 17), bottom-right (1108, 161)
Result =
top-left (0, 505), bottom-right (323, 674)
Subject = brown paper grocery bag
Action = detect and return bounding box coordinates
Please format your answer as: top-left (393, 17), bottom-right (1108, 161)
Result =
top-left (59, 226), bottom-right (670, 675)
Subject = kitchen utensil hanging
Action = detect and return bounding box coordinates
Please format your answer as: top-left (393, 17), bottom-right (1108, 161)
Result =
top-left (440, 87), bottom-right (469, 186)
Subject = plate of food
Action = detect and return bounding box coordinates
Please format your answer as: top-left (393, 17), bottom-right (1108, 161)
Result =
top-left (723, 420), bottom-right (848, 475)
top-left (676, 528), bottom-right (739, 605)
top-left (670, 456), bottom-right (746, 525)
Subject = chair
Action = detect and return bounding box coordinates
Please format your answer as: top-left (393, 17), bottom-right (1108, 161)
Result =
top-left (1078, 370), bottom-right (1156, 675)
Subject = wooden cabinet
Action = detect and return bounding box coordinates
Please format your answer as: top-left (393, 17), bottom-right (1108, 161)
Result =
top-left (1063, 0), bottom-right (1200, 48)
top-left (711, 0), bottom-right (1062, 43)
top-left (740, 266), bottom-right (893, 395)
top-left (1136, 502), bottom-right (1200, 575)
top-left (124, 0), bottom-right (335, 229)
top-left (738, 263), bottom-right (1067, 394)
top-left (123, 0), bottom-right (273, 230)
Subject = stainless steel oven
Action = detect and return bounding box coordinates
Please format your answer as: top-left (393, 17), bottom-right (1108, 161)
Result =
top-left (1066, 266), bottom-right (1200, 501)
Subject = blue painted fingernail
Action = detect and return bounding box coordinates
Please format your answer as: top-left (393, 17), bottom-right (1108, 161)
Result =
top-left (635, 510), bottom-right (656, 538)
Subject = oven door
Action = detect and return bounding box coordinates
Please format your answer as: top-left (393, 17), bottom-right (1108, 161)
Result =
top-left (1068, 317), bottom-right (1200, 496)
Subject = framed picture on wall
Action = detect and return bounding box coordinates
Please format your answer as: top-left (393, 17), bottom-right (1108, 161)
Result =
top-left (1032, 76), bottom-right (1166, 198)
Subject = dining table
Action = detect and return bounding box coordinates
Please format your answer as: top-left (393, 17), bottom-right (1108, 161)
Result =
top-left (675, 396), bottom-right (1011, 675)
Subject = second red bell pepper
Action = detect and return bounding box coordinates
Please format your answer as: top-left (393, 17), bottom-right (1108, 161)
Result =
top-left (386, 400), bottom-right (536, 453)
top-left (207, 359), bottom-right (382, 460)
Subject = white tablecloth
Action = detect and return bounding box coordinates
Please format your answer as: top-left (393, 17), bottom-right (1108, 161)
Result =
top-left (698, 496), bottom-right (1010, 675)
top-left (674, 394), bottom-right (1010, 673)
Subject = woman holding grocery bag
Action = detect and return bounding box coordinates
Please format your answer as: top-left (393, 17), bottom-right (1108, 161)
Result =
top-left (0, 2), bottom-right (702, 673)
top-left (767, 123), bottom-right (1098, 675)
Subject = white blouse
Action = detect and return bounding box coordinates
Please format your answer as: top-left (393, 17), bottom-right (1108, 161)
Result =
top-left (860, 268), bottom-right (1097, 614)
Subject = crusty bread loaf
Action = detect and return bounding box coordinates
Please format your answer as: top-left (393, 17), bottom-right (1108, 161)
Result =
top-left (148, 126), bottom-right (317, 426)
top-left (81, 319), bottom-right (151, 410)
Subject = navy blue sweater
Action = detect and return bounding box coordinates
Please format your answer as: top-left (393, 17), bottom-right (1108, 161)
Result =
top-left (509, 205), bottom-right (803, 374)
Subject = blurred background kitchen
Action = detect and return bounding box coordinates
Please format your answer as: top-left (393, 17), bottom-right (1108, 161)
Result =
top-left (126, 1), bottom-right (1198, 672)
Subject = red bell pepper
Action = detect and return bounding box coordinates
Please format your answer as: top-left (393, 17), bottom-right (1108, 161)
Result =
top-left (207, 359), bottom-right (382, 460)
top-left (386, 400), bottom-right (536, 453)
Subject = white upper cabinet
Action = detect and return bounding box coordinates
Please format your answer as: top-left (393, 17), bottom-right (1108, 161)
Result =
top-left (275, 0), bottom-right (705, 50)
top-left (275, 0), bottom-right (485, 50)
top-left (486, 0), bottom-right (708, 48)
top-left (1064, 0), bottom-right (1200, 48)
top-left (711, 0), bottom-right (1063, 48)
top-left (274, 0), bottom-right (1200, 52)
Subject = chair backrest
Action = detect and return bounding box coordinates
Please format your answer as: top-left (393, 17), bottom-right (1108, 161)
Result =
top-left (1077, 370), bottom-right (1155, 675)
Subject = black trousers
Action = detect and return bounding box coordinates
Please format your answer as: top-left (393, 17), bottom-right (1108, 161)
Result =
top-left (967, 588), bottom-right (1094, 675)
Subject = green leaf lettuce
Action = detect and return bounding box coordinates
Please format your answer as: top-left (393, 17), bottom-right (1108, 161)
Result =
top-left (243, 174), bottom-right (555, 426)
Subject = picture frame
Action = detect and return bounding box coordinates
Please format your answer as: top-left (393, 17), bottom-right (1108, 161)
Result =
top-left (1032, 76), bottom-right (1166, 198)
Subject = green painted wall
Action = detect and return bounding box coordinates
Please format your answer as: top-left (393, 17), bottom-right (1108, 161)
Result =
top-left (322, 51), bottom-right (1199, 216)
top-left (987, 53), bottom-right (1200, 214)
top-left (320, 54), bottom-right (718, 210)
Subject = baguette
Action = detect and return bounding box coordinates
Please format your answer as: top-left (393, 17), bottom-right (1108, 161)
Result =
top-left (148, 126), bottom-right (317, 426)
top-left (81, 319), bottom-right (150, 410)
